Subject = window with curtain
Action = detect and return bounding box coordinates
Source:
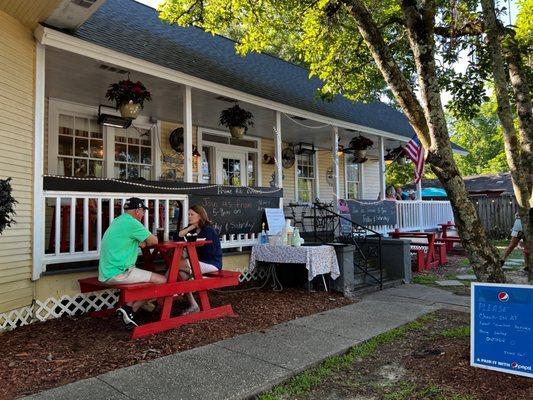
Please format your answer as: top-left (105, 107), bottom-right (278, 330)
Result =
top-left (296, 153), bottom-right (315, 202)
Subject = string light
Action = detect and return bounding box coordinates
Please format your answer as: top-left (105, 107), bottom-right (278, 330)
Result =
top-left (43, 175), bottom-right (282, 194)
top-left (281, 113), bottom-right (331, 129)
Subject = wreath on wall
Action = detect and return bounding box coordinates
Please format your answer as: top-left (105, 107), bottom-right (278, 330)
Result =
top-left (0, 178), bottom-right (17, 235)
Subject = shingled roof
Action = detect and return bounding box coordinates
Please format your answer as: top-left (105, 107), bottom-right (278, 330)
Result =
top-left (405, 173), bottom-right (514, 196)
top-left (56, 0), bottom-right (462, 147)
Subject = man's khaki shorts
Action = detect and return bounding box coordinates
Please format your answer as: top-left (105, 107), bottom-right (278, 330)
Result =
top-left (107, 267), bottom-right (152, 284)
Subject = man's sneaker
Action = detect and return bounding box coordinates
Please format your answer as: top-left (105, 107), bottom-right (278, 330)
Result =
top-left (116, 305), bottom-right (138, 330)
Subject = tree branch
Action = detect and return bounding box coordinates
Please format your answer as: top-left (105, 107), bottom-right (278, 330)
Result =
top-left (435, 21), bottom-right (484, 37)
top-left (339, 0), bottom-right (430, 148)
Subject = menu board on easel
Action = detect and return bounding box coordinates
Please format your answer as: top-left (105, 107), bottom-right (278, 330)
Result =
top-left (264, 208), bottom-right (286, 234)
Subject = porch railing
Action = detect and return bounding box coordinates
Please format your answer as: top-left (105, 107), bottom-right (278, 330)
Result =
top-left (41, 190), bottom-right (259, 269)
top-left (396, 200), bottom-right (454, 232)
top-left (286, 200), bottom-right (454, 235)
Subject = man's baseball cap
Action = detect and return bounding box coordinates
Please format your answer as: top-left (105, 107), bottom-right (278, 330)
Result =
top-left (123, 197), bottom-right (148, 210)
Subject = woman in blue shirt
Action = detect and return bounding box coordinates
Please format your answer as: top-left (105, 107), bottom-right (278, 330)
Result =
top-left (178, 205), bottom-right (223, 314)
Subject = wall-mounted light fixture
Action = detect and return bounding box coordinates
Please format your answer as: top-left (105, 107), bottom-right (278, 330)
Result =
top-left (97, 105), bottom-right (132, 129)
top-left (192, 146), bottom-right (201, 158)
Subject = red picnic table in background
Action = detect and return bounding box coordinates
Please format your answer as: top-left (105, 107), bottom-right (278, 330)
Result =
top-left (437, 221), bottom-right (461, 253)
top-left (390, 229), bottom-right (447, 272)
top-left (79, 240), bottom-right (241, 338)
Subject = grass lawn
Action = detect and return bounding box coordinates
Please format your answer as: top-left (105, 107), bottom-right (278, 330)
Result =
top-left (258, 310), bottom-right (531, 400)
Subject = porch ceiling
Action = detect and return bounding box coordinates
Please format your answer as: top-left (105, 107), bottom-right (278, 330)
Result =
top-left (45, 47), bottom-right (405, 152)
top-left (0, 0), bottom-right (62, 28)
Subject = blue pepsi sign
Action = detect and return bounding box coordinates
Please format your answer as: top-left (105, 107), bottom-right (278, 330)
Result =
top-left (471, 283), bottom-right (533, 378)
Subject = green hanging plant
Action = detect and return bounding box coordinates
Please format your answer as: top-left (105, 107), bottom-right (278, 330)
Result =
top-left (0, 178), bottom-right (17, 235)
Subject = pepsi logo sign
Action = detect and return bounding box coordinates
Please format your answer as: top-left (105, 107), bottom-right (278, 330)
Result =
top-left (498, 292), bottom-right (509, 302)
top-left (511, 362), bottom-right (518, 369)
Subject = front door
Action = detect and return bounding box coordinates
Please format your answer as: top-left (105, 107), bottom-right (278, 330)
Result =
top-left (216, 150), bottom-right (247, 186)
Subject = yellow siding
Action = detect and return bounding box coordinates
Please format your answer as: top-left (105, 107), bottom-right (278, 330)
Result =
top-left (160, 121), bottom-right (198, 180)
top-left (260, 138), bottom-right (297, 203)
top-left (318, 149), bottom-right (334, 203)
top-left (316, 149), bottom-right (346, 203)
top-left (0, 10), bottom-right (35, 313)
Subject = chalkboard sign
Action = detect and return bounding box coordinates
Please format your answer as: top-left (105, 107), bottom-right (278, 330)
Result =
top-left (264, 208), bottom-right (286, 234)
top-left (471, 283), bottom-right (532, 378)
top-left (189, 194), bottom-right (280, 236)
top-left (339, 213), bottom-right (353, 235)
top-left (344, 199), bottom-right (397, 226)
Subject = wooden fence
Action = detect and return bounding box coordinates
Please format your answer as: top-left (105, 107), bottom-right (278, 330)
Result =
top-left (472, 195), bottom-right (518, 239)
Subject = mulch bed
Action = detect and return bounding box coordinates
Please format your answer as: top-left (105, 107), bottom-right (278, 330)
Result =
top-left (298, 309), bottom-right (531, 400)
top-left (405, 310), bottom-right (532, 400)
top-left (0, 285), bottom-right (353, 400)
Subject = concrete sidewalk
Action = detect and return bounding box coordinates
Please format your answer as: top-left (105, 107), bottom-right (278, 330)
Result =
top-left (25, 284), bottom-right (469, 400)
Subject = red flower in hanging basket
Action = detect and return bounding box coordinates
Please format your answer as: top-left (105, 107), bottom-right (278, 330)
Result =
top-left (105, 79), bottom-right (152, 109)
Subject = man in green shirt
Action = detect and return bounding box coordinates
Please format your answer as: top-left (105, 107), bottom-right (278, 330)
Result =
top-left (99, 197), bottom-right (166, 329)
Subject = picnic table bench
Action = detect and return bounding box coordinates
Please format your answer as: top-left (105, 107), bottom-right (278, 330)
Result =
top-left (390, 229), bottom-right (447, 272)
top-left (437, 222), bottom-right (461, 253)
top-left (79, 240), bottom-right (240, 338)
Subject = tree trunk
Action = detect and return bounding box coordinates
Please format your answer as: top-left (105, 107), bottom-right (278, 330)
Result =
top-left (503, 36), bottom-right (533, 282)
top-left (343, 0), bottom-right (505, 282)
top-left (481, 0), bottom-right (533, 282)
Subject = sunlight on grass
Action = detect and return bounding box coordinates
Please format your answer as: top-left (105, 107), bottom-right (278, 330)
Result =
top-left (441, 325), bottom-right (470, 338)
top-left (412, 274), bottom-right (438, 284)
top-left (384, 381), bottom-right (416, 400)
top-left (257, 318), bottom-right (430, 400)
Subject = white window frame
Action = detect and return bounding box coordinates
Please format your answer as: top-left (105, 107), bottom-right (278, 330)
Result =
top-left (108, 121), bottom-right (156, 180)
top-left (294, 147), bottom-right (318, 203)
top-left (344, 161), bottom-right (362, 200)
top-left (196, 127), bottom-right (262, 185)
top-left (48, 98), bottom-right (160, 179)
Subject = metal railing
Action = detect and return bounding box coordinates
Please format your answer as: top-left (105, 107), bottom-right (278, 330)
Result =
top-left (311, 201), bottom-right (384, 290)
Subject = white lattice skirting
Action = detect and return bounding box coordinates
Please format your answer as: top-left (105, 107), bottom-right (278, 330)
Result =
top-left (0, 269), bottom-right (266, 332)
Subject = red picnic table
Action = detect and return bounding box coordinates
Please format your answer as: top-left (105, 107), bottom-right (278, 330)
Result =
top-left (437, 221), bottom-right (461, 253)
top-left (390, 229), bottom-right (447, 272)
top-left (79, 240), bottom-right (241, 338)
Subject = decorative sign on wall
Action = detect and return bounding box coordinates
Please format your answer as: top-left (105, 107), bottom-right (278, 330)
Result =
top-left (343, 199), bottom-right (397, 227)
top-left (471, 283), bottom-right (532, 378)
top-left (264, 208), bottom-right (286, 234)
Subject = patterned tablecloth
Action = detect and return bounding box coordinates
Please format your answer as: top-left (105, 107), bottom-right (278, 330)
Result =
top-left (249, 244), bottom-right (340, 281)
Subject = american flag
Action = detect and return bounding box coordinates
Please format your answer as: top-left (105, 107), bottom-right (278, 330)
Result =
top-left (404, 135), bottom-right (425, 184)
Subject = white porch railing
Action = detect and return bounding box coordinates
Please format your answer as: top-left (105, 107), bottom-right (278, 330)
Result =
top-left (41, 191), bottom-right (259, 270)
top-left (367, 200), bottom-right (454, 234)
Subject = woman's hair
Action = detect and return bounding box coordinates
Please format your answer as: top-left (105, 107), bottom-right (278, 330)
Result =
top-left (190, 205), bottom-right (211, 228)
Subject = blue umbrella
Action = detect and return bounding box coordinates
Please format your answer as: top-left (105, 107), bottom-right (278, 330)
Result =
top-left (421, 187), bottom-right (447, 197)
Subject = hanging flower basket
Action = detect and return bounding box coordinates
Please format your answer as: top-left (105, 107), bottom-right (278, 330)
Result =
top-left (353, 149), bottom-right (367, 160)
top-left (348, 135), bottom-right (374, 152)
top-left (119, 101), bottom-right (142, 119)
top-left (229, 126), bottom-right (245, 139)
top-left (219, 104), bottom-right (254, 138)
top-left (105, 79), bottom-right (151, 120)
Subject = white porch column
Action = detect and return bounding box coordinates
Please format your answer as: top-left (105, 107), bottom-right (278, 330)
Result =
top-left (274, 111), bottom-right (283, 208)
top-left (378, 136), bottom-right (386, 200)
top-left (32, 43), bottom-right (46, 280)
top-left (183, 85), bottom-right (193, 182)
top-left (331, 126), bottom-right (340, 207)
